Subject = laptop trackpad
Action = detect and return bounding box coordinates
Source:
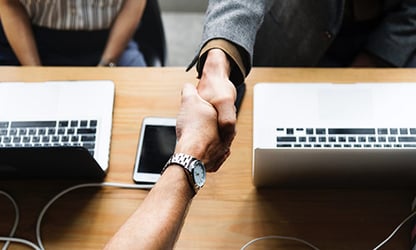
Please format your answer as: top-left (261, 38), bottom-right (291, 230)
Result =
top-left (318, 87), bottom-right (373, 123)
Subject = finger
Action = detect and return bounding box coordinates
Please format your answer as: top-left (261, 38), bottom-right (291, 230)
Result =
top-left (204, 145), bottom-right (230, 172)
top-left (207, 148), bottom-right (230, 172)
top-left (177, 83), bottom-right (197, 138)
top-left (216, 101), bottom-right (237, 146)
top-left (183, 83), bottom-right (215, 108)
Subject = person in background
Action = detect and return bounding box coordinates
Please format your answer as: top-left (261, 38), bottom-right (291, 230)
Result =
top-left (189, 0), bottom-right (416, 149)
top-left (0, 0), bottom-right (147, 66)
top-left (104, 83), bottom-right (230, 249)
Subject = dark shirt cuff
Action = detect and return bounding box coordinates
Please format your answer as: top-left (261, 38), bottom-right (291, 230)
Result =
top-left (187, 39), bottom-right (247, 86)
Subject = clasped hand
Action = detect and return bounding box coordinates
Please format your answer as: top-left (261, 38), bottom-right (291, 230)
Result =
top-left (175, 83), bottom-right (232, 172)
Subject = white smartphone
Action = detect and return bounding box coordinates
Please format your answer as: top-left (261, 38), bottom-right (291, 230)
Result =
top-left (132, 117), bottom-right (177, 183)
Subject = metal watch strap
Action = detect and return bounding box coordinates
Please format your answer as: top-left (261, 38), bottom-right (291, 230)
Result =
top-left (170, 153), bottom-right (193, 168)
top-left (162, 153), bottom-right (200, 193)
top-left (162, 153), bottom-right (194, 174)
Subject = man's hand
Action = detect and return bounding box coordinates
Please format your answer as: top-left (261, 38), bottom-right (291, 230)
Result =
top-left (197, 49), bottom-right (237, 148)
top-left (175, 83), bottom-right (230, 172)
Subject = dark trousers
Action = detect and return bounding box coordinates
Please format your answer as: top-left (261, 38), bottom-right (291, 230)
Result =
top-left (0, 23), bottom-right (146, 66)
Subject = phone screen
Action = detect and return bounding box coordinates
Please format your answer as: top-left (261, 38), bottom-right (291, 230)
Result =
top-left (137, 125), bottom-right (176, 174)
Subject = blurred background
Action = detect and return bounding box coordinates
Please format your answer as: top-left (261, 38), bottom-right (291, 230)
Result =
top-left (159, 0), bottom-right (208, 66)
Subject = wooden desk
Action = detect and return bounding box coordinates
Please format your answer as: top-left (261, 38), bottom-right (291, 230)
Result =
top-left (0, 67), bottom-right (415, 249)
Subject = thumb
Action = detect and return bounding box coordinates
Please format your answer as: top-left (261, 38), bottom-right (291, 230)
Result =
top-left (216, 101), bottom-right (236, 146)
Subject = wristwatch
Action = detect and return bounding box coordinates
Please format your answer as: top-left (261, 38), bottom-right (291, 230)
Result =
top-left (163, 153), bottom-right (206, 194)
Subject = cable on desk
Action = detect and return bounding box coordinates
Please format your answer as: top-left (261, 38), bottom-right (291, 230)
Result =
top-left (0, 190), bottom-right (19, 250)
top-left (1, 184), bottom-right (416, 250)
top-left (240, 208), bottom-right (416, 250)
top-left (35, 182), bottom-right (153, 250)
top-left (240, 235), bottom-right (320, 250)
top-left (0, 182), bottom-right (153, 250)
top-left (372, 209), bottom-right (416, 250)
top-left (0, 237), bottom-right (41, 250)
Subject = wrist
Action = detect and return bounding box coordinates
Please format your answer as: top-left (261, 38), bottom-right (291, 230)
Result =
top-left (201, 49), bottom-right (231, 80)
top-left (162, 153), bottom-right (206, 196)
top-left (195, 39), bottom-right (246, 86)
top-left (174, 140), bottom-right (205, 163)
top-left (161, 164), bottom-right (195, 198)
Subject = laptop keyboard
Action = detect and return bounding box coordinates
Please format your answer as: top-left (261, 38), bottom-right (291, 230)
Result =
top-left (0, 120), bottom-right (98, 156)
top-left (276, 128), bottom-right (416, 148)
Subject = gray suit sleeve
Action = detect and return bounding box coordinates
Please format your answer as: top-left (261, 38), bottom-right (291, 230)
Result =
top-left (366, 0), bottom-right (416, 66)
top-left (198, 0), bottom-right (271, 73)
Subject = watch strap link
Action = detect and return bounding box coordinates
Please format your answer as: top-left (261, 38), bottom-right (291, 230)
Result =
top-left (162, 153), bottom-right (195, 174)
top-left (162, 153), bottom-right (194, 174)
top-left (162, 153), bottom-right (203, 194)
top-left (169, 153), bottom-right (194, 168)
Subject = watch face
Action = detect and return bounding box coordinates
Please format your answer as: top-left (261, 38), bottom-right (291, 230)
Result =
top-left (192, 161), bottom-right (206, 187)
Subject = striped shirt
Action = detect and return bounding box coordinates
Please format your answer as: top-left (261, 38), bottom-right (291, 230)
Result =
top-left (19, 0), bottom-right (124, 30)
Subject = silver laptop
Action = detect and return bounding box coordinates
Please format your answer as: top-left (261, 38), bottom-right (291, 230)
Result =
top-left (0, 80), bottom-right (114, 180)
top-left (253, 82), bottom-right (416, 188)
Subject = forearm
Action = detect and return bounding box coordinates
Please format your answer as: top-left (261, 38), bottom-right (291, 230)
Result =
top-left (0, 0), bottom-right (40, 65)
top-left (105, 82), bottom-right (228, 249)
top-left (104, 166), bottom-right (194, 250)
top-left (100, 0), bottom-right (146, 65)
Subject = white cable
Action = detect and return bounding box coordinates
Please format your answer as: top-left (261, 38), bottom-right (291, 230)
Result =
top-left (241, 207), bottom-right (416, 250)
top-left (0, 190), bottom-right (19, 250)
top-left (2, 184), bottom-right (416, 250)
top-left (240, 235), bottom-right (320, 250)
top-left (0, 236), bottom-right (41, 250)
top-left (35, 182), bottom-right (153, 250)
top-left (373, 209), bottom-right (416, 250)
